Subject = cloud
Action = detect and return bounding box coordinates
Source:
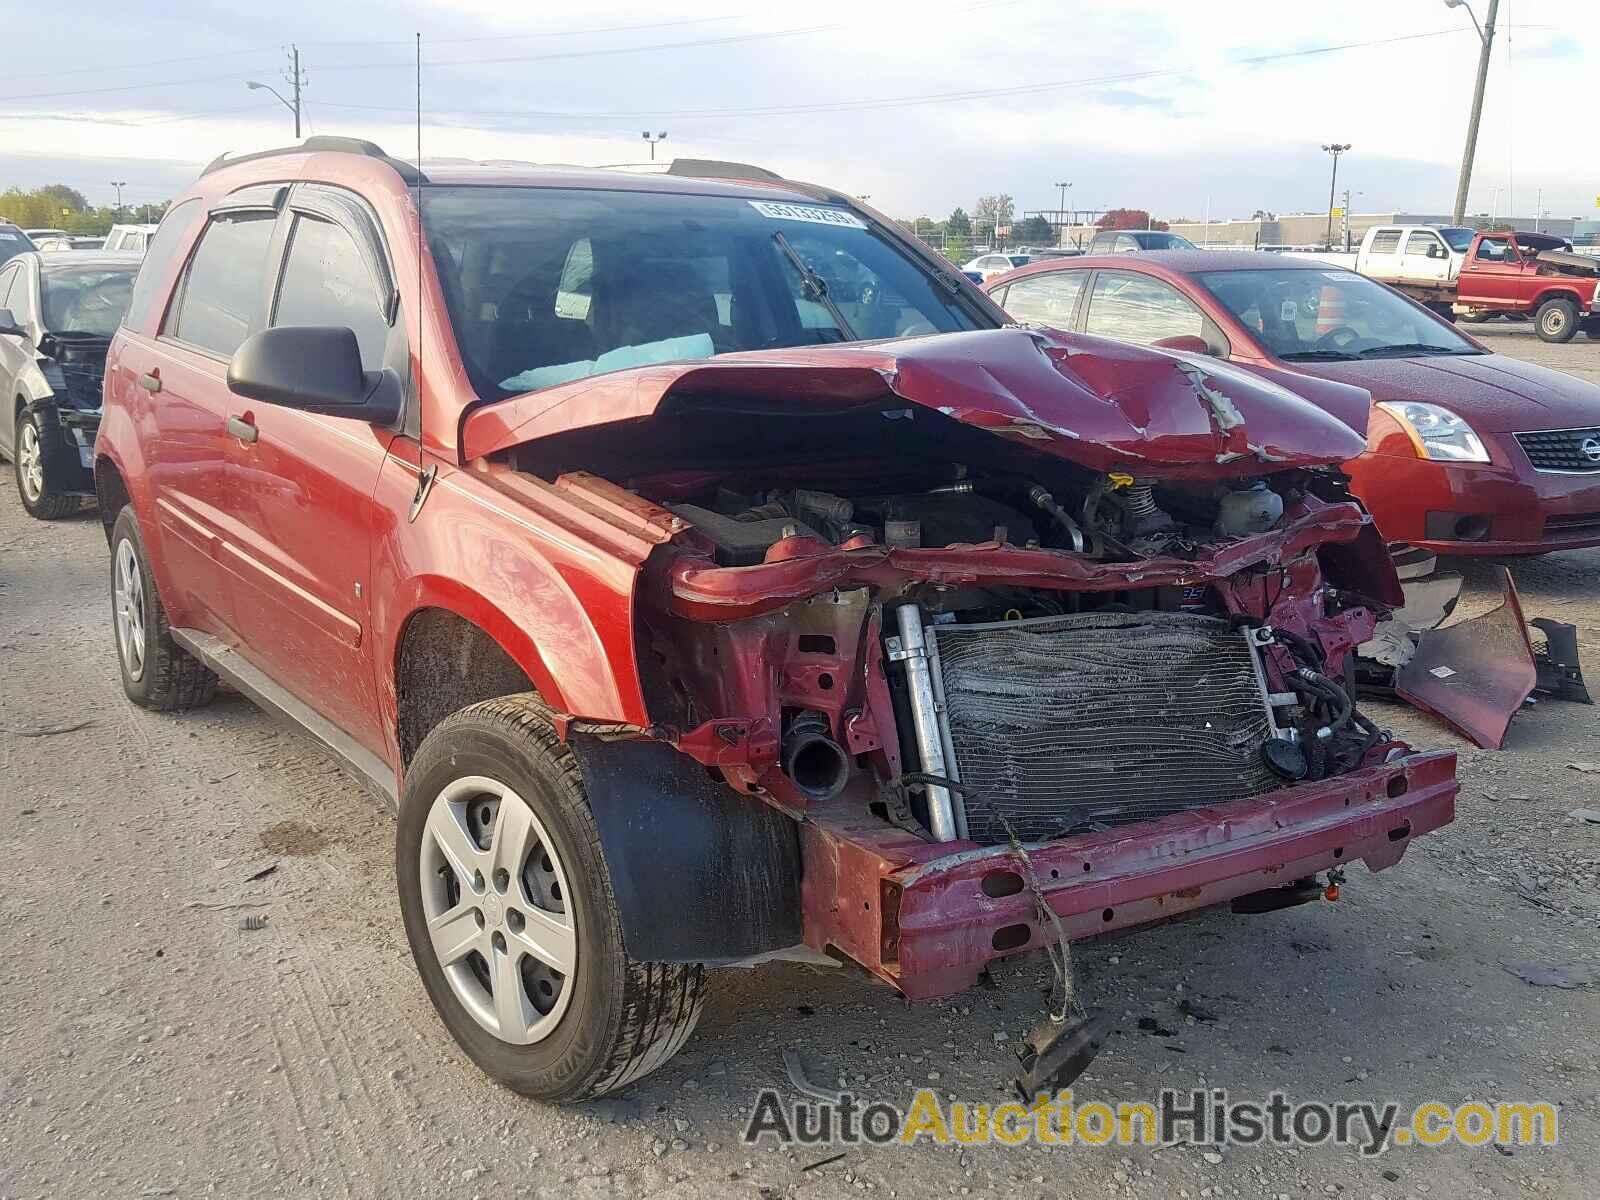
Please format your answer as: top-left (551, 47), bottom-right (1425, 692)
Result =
top-left (0, 0), bottom-right (1595, 218)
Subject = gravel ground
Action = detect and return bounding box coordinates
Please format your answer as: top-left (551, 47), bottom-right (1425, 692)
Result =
top-left (1, 328), bottom-right (1597, 1199)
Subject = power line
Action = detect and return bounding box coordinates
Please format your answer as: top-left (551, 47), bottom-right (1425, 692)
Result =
top-left (4, 44), bottom-right (279, 82)
top-left (311, 27), bottom-right (1471, 124)
top-left (298, 13), bottom-right (748, 48)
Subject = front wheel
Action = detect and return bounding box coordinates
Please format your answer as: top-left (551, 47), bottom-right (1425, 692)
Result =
top-left (1535, 297), bottom-right (1579, 343)
top-left (14, 408), bottom-right (79, 519)
top-left (397, 695), bottom-right (704, 1101)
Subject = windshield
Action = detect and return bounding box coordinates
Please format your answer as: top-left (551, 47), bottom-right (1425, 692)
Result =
top-left (0, 227), bottom-right (33, 264)
top-left (1439, 227), bottom-right (1474, 252)
top-left (420, 185), bottom-right (985, 401)
top-left (1196, 267), bottom-right (1480, 361)
top-left (39, 262), bottom-right (137, 335)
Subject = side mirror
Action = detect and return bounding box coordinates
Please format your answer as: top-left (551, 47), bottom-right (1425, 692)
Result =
top-left (0, 307), bottom-right (25, 338)
top-left (227, 326), bottom-right (402, 423)
top-left (1153, 334), bottom-right (1213, 356)
top-left (1429, 244), bottom-right (1448, 259)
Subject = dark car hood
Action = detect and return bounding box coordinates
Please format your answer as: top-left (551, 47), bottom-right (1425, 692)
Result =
top-left (1291, 352), bottom-right (1600, 434)
top-left (462, 328), bottom-right (1370, 478)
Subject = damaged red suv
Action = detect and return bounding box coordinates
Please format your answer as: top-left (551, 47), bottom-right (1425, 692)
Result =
top-left (96, 138), bottom-right (1456, 1102)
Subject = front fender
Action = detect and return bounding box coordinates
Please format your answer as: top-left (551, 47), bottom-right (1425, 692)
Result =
top-left (369, 454), bottom-right (660, 766)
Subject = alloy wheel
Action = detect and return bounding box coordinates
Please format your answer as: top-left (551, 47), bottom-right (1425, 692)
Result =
top-left (17, 421), bottom-right (42, 501)
top-left (113, 538), bottom-right (147, 681)
top-left (419, 775), bottom-right (577, 1045)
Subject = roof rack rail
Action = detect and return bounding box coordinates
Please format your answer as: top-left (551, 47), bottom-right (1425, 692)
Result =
top-left (666, 158), bottom-right (784, 183)
top-left (200, 137), bottom-right (426, 184)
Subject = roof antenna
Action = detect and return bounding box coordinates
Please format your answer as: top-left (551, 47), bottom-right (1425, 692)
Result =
top-left (409, 29), bottom-right (436, 523)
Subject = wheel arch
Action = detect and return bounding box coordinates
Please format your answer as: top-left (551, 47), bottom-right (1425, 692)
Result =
top-left (391, 602), bottom-right (553, 769)
top-left (1532, 287), bottom-right (1584, 312)
top-left (94, 453), bottom-right (132, 544)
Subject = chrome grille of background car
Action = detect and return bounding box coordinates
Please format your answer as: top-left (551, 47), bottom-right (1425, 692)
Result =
top-left (1514, 427), bottom-right (1600, 473)
top-left (930, 611), bottom-right (1279, 844)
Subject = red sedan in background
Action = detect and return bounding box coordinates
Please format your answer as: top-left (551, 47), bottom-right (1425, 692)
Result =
top-left (983, 251), bottom-right (1600, 555)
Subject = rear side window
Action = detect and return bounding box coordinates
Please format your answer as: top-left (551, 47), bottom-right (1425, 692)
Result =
top-left (1003, 271), bottom-right (1087, 328)
top-left (164, 212), bottom-right (276, 357)
top-left (1083, 272), bottom-right (1206, 345)
top-left (1367, 229), bottom-right (1402, 255)
top-left (273, 214), bottom-right (390, 371)
top-left (125, 199), bottom-right (203, 332)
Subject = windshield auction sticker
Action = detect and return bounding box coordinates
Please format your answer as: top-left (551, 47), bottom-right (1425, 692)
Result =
top-left (748, 200), bottom-right (867, 229)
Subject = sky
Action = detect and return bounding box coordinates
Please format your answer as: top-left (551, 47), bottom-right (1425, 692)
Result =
top-left (0, 0), bottom-right (1592, 224)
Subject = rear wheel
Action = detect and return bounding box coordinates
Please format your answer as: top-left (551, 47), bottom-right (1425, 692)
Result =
top-left (1535, 297), bottom-right (1579, 343)
top-left (109, 506), bottom-right (217, 710)
top-left (14, 408), bottom-right (79, 520)
top-left (397, 695), bottom-right (704, 1101)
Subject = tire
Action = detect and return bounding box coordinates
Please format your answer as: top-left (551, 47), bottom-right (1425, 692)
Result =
top-left (1425, 302), bottom-right (1456, 323)
top-left (397, 694), bottom-right (704, 1101)
top-left (1585, 321), bottom-right (1600, 342)
top-left (1535, 298), bottom-right (1579, 343)
top-left (110, 506), bottom-right (218, 710)
top-left (13, 407), bottom-right (80, 520)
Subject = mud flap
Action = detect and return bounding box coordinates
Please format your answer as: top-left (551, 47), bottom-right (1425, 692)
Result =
top-left (1396, 568), bottom-right (1537, 749)
top-left (565, 734), bottom-right (803, 964)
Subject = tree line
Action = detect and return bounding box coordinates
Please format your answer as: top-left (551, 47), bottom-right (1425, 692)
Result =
top-left (0, 185), bottom-right (168, 234)
top-left (895, 196), bottom-right (1167, 260)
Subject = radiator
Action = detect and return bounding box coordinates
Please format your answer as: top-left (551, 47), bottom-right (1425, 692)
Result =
top-left (928, 610), bottom-right (1280, 844)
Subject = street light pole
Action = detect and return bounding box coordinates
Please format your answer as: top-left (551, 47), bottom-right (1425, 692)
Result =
top-left (642, 131), bottom-right (668, 161)
top-left (247, 78), bottom-right (301, 137)
top-left (1446, 0), bottom-right (1499, 224)
top-left (110, 180), bottom-right (127, 218)
top-left (1321, 143), bottom-right (1350, 249)
top-left (1055, 180), bottom-right (1071, 242)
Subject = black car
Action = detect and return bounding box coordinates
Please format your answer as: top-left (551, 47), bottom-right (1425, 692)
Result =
top-left (1085, 229), bottom-right (1197, 253)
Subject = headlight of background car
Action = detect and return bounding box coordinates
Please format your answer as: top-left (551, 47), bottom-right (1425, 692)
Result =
top-left (1376, 400), bottom-right (1490, 463)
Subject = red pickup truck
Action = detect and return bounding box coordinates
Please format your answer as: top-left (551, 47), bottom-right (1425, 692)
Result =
top-left (95, 138), bottom-right (1455, 1102)
top-left (1451, 232), bottom-right (1600, 342)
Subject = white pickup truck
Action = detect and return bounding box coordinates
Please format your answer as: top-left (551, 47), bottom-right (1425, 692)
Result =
top-left (1291, 225), bottom-right (1476, 314)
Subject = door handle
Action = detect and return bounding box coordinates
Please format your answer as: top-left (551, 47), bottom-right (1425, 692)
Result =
top-left (138, 371), bottom-right (161, 393)
top-left (226, 415), bottom-right (259, 445)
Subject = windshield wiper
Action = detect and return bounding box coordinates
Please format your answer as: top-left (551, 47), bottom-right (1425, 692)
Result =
top-left (772, 231), bottom-right (858, 341)
top-left (1358, 343), bottom-right (1480, 358)
top-left (1279, 349), bottom-right (1360, 361)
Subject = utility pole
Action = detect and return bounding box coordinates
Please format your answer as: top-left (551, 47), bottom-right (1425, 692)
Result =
top-left (247, 47), bottom-right (303, 139)
top-left (290, 44), bottom-right (302, 139)
top-left (1321, 143), bottom-right (1350, 249)
top-left (1446, 0), bottom-right (1499, 224)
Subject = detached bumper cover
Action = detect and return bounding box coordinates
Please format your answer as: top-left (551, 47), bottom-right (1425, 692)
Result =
top-left (804, 750), bottom-right (1456, 1001)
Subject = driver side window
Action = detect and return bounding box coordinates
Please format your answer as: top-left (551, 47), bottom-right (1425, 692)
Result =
top-left (1475, 238), bottom-right (1512, 263)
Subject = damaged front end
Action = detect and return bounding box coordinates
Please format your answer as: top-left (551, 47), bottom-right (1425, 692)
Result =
top-left (32, 331), bottom-right (111, 492)
top-left (476, 328), bottom-right (1459, 1010)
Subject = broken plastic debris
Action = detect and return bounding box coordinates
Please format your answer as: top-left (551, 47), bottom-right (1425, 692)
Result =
top-left (1501, 962), bottom-right (1595, 989)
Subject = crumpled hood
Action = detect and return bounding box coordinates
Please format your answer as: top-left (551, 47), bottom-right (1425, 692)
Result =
top-left (461, 328), bottom-right (1370, 477)
top-left (1296, 352), bottom-right (1600, 434)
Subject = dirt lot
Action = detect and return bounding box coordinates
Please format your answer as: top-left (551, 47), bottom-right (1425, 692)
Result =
top-left (2, 327), bottom-right (1597, 1199)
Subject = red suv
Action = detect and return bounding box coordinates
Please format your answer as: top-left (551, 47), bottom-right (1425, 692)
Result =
top-left (97, 138), bottom-right (1455, 1102)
